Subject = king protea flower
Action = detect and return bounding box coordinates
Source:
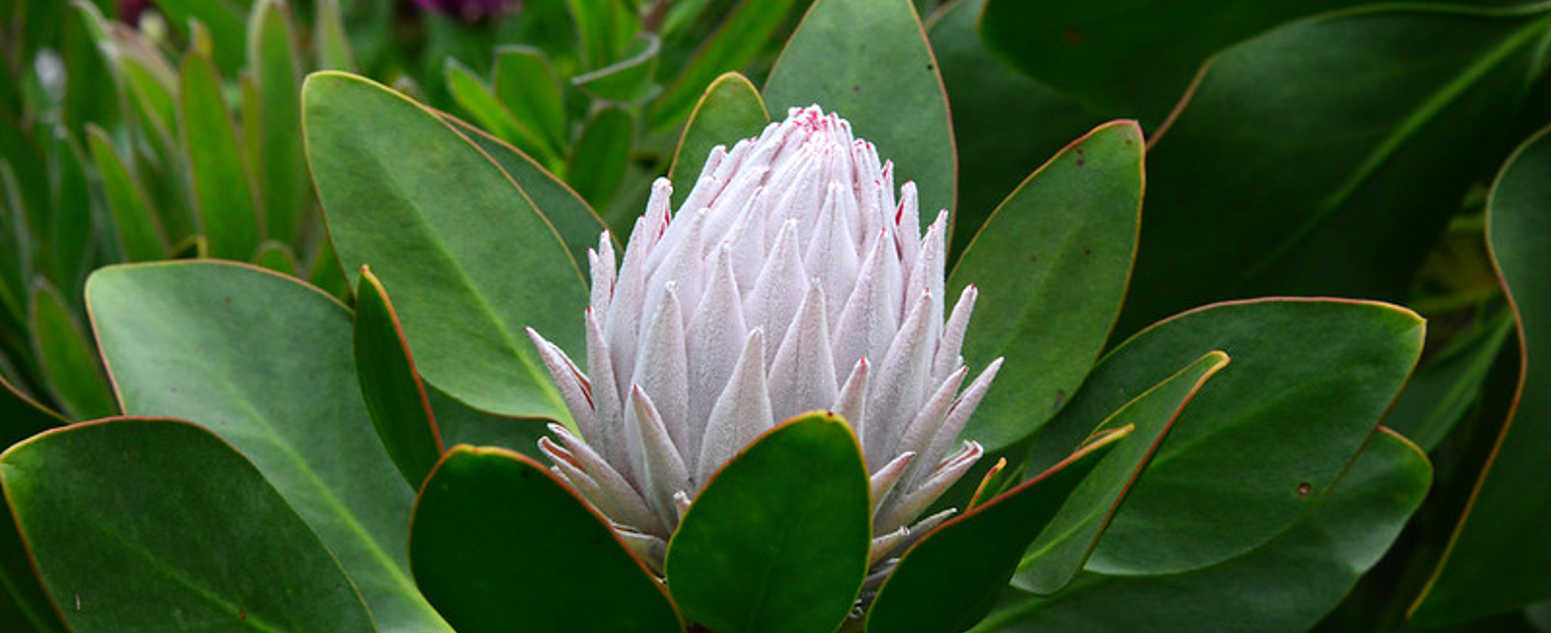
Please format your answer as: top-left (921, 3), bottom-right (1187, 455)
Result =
top-left (526, 105), bottom-right (1002, 579)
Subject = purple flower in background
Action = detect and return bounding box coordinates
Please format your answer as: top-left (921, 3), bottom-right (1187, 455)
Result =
top-left (118, 0), bottom-right (150, 24)
top-left (413, 0), bottom-right (515, 22)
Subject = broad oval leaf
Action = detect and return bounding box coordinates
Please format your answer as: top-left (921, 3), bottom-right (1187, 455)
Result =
top-left (410, 445), bottom-right (683, 633)
top-left (667, 72), bottom-right (771, 210)
top-left (303, 71), bottom-right (586, 421)
top-left (866, 425), bottom-right (1131, 633)
top-left (0, 417), bottom-right (377, 633)
top-left (1117, 5), bottom-right (1551, 337)
top-left (355, 266), bottom-right (444, 488)
top-left (972, 427), bottom-right (1431, 633)
top-left (763, 0), bottom-right (956, 228)
top-left (1013, 351), bottom-right (1231, 593)
top-left (1030, 298), bottom-right (1424, 575)
top-left (86, 261), bottom-right (452, 633)
top-left (952, 120), bottom-right (1143, 452)
top-left (666, 413), bottom-right (871, 633)
top-left (1411, 123), bottom-right (1551, 625)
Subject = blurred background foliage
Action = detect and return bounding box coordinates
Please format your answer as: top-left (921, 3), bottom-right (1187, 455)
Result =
top-left (2, 0), bottom-right (1550, 630)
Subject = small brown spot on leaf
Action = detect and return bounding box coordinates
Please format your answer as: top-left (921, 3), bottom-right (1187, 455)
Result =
top-left (1063, 28), bottom-right (1084, 46)
top-left (1082, 246), bottom-right (1093, 256)
top-left (925, 63), bottom-right (934, 71)
top-left (1028, 254), bottom-right (1038, 263)
top-left (1052, 390), bottom-right (1066, 410)
top-left (1076, 158), bottom-right (1086, 166)
top-left (1296, 482), bottom-right (1313, 496)
top-left (239, 609), bottom-right (247, 621)
top-left (852, 84), bottom-right (861, 93)
top-left (223, 296), bottom-right (232, 304)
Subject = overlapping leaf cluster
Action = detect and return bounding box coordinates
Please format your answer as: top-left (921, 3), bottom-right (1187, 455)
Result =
top-left (0, 0), bottom-right (1549, 632)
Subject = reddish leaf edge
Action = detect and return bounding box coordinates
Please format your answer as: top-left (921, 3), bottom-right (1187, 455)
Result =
top-left (356, 265), bottom-right (446, 456)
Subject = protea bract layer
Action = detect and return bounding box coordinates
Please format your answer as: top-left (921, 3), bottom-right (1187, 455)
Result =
top-left (527, 105), bottom-right (1001, 576)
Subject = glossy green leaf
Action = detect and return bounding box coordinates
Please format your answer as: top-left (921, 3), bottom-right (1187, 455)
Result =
top-left (28, 281), bottom-right (115, 420)
top-left (1413, 124), bottom-right (1551, 625)
top-left (666, 413), bottom-right (870, 633)
top-left (155, 0), bottom-right (246, 72)
top-left (667, 72), bottom-right (770, 210)
top-left (764, 0), bottom-right (956, 228)
top-left (972, 427), bottom-right (1431, 633)
top-left (179, 50), bottom-right (261, 260)
top-left (355, 266), bottom-right (443, 488)
top-left (0, 418), bottom-right (377, 633)
top-left (866, 426), bottom-right (1130, 633)
top-left (441, 114), bottom-right (612, 269)
top-left (0, 373), bottom-right (63, 449)
top-left (926, 0), bottom-right (1101, 260)
top-left (314, 0), bottom-right (356, 71)
top-left (444, 59), bottom-right (555, 166)
top-left (491, 45), bottom-right (567, 158)
top-left (977, 0), bottom-right (1360, 124)
top-left (573, 33), bottom-right (660, 103)
top-left (952, 121), bottom-right (1142, 452)
top-left (1116, 6), bottom-right (1551, 337)
top-left (253, 241), bottom-right (298, 275)
top-left (410, 445), bottom-right (683, 633)
top-left (1031, 298), bottom-right (1424, 575)
top-left (566, 106), bottom-right (634, 212)
top-left (1014, 351), bottom-right (1230, 593)
top-left (247, 0), bottom-right (308, 244)
top-left (425, 384), bottom-right (547, 461)
top-left (85, 125), bottom-right (167, 261)
top-left (1387, 307), bottom-right (1516, 452)
top-left (86, 261), bottom-right (452, 633)
top-left (566, 0), bottom-right (640, 70)
top-left (649, 0), bottom-right (798, 131)
top-left (303, 71), bottom-right (585, 421)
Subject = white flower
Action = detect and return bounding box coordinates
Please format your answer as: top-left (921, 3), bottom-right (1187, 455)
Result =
top-left (527, 105), bottom-right (1002, 574)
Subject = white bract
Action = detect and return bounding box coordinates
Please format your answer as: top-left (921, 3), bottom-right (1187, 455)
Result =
top-left (527, 105), bottom-right (1001, 578)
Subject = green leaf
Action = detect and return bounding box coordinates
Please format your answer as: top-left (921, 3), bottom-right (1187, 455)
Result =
top-left (971, 427), bottom-right (1431, 633)
top-left (763, 0), bottom-right (956, 230)
top-left (444, 59), bottom-right (556, 166)
top-left (1116, 5), bottom-right (1551, 338)
top-left (566, 0), bottom-right (640, 70)
top-left (246, 0), bottom-right (308, 244)
top-left (303, 71), bottom-right (586, 421)
top-left (179, 50), bottom-right (261, 260)
top-left (41, 129), bottom-right (92, 296)
top-left (410, 445), bottom-right (683, 633)
top-left (926, 0), bottom-right (1102, 261)
top-left (491, 45), bottom-right (567, 158)
top-left (0, 491), bottom-right (66, 633)
top-left (60, 5), bottom-right (118, 139)
top-left (1013, 351), bottom-right (1231, 593)
top-left (440, 114), bottom-right (613, 272)
top-left (307, 239), bottom-right (349, 300)
top-left (354, 266), bottom-right (443, 488)
top-left (666, 413), bottom-right (870, 633)
top-left (253, 241), bottom-right (298, 276)
top-left (154, 0), bottom-right (247, 73)
top-left (866, 425), bottom-right (1131, 633)
top-left (1028, 298), bottom-right (1423, 575)
top-left (566, 105), bottom-right (634, 211)
top-left (0, 373), bottom-right (63, 449)
top-left (667, 72), bottom-right (770, 211)
top-left (427, 384), bottom-right (548, 461)
top-left (0, 418), bottom-right (377, 633)
top-left (86, 261), bottom-right (453, 633)
top-left (1411, 124), bottom-right (1551, 625)
top-left (952, 120), bottom-right (1142, 452)
top-left (976, 0), bottom-right (1362, 124)
top-left (649, 0), bottom-right (799, 131)
top-left (573, 33), bottom-right (661, 104)
top-left (85, 125), bottom-right (167, 261)
top-left (28, 281), bottom-right (115, 421)
top-left (1386, 307), bottom-right (1516, 452)
top-left (314, 0), bottom-right (357, 71)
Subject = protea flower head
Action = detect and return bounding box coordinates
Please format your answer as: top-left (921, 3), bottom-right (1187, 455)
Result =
top-left (527, 105), bottom-right (1002, 579)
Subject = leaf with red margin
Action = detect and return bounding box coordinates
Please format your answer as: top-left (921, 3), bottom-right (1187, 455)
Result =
top-left (666, 413), bottom-right (871, 633)
top-left (866, 424), bottom-right (1132, 633)
top-left (1, 417), bottom-right (375, 633)
top-left (1410, 123), bottom-right (1551, 625)
top-left (355, 266), bottom-right (445, 488)
top-left (1013, 351), bottom-right (1231, 593)
top-left (1027, 297), bottom-right (1424, 576)
top-left (410, 445), bottom-right (684, 633)
top-left (763, 0), bottom-right (957, 230)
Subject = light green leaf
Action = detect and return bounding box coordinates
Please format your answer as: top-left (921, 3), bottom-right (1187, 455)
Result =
top-left (667, 72), bottom-right (769, 210)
